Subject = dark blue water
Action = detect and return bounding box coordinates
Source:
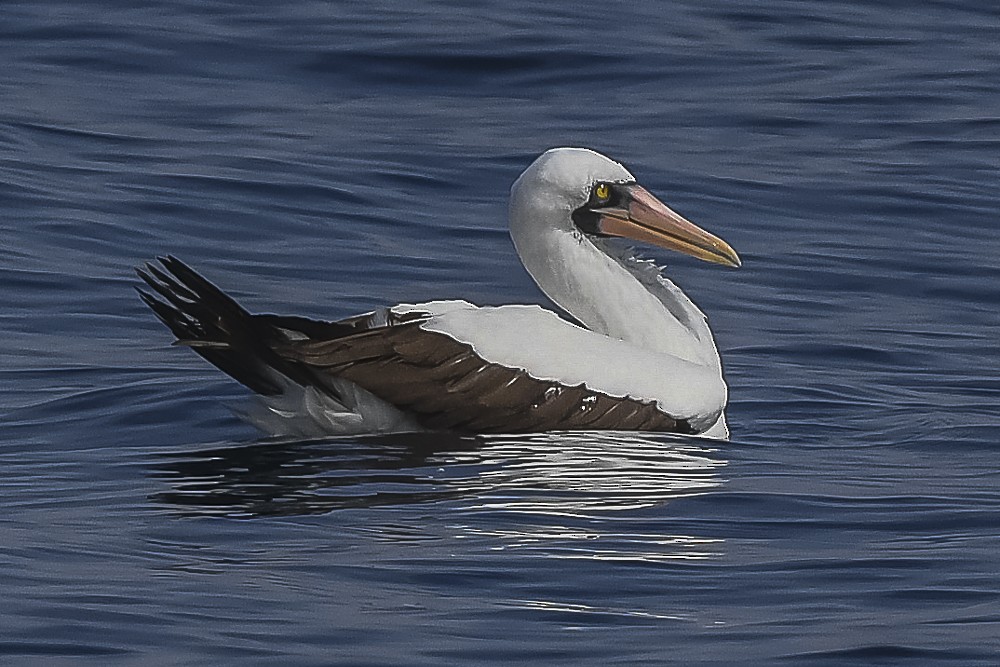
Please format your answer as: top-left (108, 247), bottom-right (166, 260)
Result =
top-left (3, 1), bottom-right (1000, 664)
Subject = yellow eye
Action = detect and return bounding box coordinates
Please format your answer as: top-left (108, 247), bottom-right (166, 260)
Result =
top-left (595, 183), bottom-right (610, 202)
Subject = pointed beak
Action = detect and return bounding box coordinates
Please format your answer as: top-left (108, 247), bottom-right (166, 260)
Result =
top-left (594, 184), bottom-right (741, 268)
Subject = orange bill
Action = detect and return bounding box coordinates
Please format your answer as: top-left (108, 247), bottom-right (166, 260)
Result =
top-left (595, 184), bottom-right (741, 268)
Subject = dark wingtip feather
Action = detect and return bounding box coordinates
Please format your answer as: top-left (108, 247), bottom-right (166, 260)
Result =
top-left (134, 256), bottom-right (292, 396)
top-left (135, 285), bottom-right (181, 331)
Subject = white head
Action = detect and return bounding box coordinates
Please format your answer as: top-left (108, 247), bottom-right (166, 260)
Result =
top-left (509, 147), bottom-right (739, 285)
top-left (506, 147), bottom-right (740, 365)
top-left (510, 148), bottom-right (634, 231)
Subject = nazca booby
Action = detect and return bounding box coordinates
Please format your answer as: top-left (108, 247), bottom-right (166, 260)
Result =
top-left (137, 148), bottom-right (741, 439)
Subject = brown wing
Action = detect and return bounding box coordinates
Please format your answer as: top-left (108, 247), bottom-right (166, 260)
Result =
top-left (137, 256), bottom-right (693, 434)
top-left (282, 324), bottom-right (693, 434)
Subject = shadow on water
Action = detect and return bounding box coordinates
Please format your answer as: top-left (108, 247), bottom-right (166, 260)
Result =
top-left (150, 430), bottom-right (727, 518)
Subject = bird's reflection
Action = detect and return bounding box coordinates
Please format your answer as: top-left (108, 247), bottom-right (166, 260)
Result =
top-left (150, 431), bottom-right (477, 517)
top-left (151, 430), bottom-right (725, 519)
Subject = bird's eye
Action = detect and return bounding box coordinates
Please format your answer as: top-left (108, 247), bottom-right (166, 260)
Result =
top-left (594, 182), bottom-right (611, 203)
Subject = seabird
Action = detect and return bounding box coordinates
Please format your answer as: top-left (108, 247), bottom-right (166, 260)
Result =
top-left (137, 148), bottom-right (741, 439)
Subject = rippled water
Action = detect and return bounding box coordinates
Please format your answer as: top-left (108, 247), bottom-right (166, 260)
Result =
top-left (3, 1), bottom-right (1000, 664)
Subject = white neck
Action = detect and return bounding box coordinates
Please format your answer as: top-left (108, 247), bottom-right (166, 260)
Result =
top-left (509, 197), bottom-right (721, 370)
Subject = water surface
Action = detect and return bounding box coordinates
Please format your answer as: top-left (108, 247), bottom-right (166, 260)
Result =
top-left (3, 1), bottom-right (1000, 664)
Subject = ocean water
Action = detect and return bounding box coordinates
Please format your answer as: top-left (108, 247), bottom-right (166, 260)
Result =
top-left (3, 1), bottom-right (1000, 664)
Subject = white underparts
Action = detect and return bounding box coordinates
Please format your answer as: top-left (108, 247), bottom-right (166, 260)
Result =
top-left (235, 375), bottom-right (422, 437)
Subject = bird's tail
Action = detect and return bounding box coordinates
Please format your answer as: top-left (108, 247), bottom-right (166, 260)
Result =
top-left (136, 256), bottom-right (309, 396)
top-left (136, 256), bottom-right (421, 435)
